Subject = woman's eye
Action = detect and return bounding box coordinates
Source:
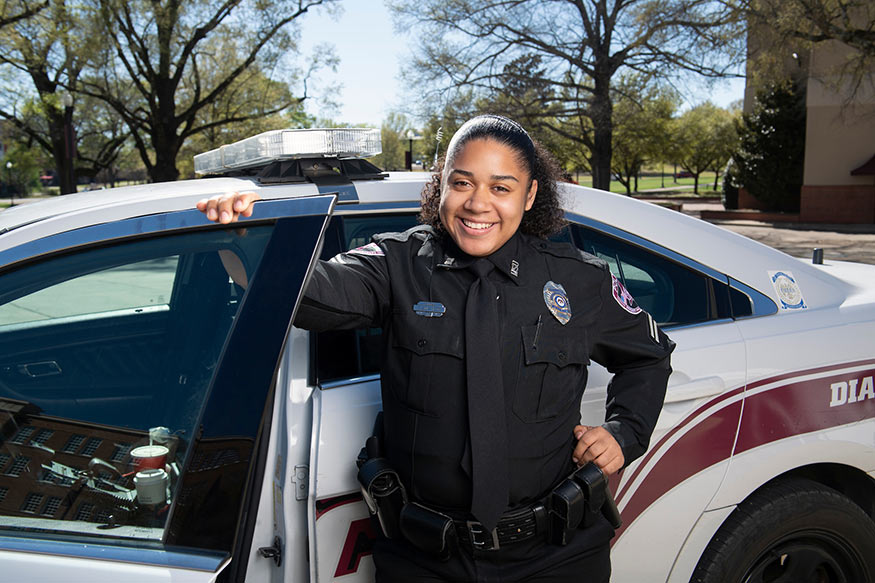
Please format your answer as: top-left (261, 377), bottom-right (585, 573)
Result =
top-left (493, 185), bottom-right (510, 193)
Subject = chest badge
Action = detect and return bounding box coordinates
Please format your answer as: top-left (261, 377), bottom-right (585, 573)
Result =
top-left (543, 281), bottom-right (571, 325)
top-left (413, 301), bottom-right (446, 317)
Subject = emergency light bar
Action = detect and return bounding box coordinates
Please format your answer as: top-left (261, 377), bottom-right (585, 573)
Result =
top-left (194, 128), bottom-right (382, 175)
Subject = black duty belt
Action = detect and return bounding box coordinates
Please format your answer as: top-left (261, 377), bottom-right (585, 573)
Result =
top-left (454, 503), bottom-right (549, 551)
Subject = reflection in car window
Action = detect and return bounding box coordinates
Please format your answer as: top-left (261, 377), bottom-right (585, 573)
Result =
top-left (0, 227), bottom-right (272, 542)
top-left (314, 213), bottom-right (419, 384)
top-left (0, 257), bottom-right (178, 327)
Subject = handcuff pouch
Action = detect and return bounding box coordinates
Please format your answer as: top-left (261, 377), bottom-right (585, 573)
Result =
top-left (399, 502), bottom-right (456, 561)
top-left (548, 462), bottom-right (622, 545)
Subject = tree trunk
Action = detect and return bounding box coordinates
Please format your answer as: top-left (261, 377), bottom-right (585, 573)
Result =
top-left (46, 108), bottom-right (77, 194)
top-left (713, 171), bottom-right (720, 191)
top-left (694, 174), bottom-right (700, 194)
top-left (590, 74), bottom-right (613, 191)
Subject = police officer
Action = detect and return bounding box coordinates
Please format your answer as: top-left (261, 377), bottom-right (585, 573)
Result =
top-left (198, 115), bottom-right (674, 582)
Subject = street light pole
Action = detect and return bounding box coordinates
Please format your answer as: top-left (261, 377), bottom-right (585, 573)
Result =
top-left (62, 93), bottom-right (76, 194)
top-left (5, 161), bottom-right (13, 206)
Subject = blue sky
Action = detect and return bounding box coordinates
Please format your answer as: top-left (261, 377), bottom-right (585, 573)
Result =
top-left (298, 0), bottom-right (745, 127)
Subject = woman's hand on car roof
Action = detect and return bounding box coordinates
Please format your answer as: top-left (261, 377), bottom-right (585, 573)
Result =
top-left (197, 192), bottom-right (261, 224)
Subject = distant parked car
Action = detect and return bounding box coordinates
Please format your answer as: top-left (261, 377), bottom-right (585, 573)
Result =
top-left (675, 170), bottom-right (694, 179)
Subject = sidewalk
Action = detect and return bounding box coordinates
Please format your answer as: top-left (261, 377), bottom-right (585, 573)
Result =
top-left (668, 199), bottom-right (875, 265)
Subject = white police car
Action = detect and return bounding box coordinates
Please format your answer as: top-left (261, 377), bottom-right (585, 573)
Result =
top-left (0, 128), bottom-right (873, 583)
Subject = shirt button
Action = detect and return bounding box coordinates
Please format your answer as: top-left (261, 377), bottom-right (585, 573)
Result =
top-left (558, 350), bottom-right (567, 361)
top-left (417, 338), bottom-right (428, 348)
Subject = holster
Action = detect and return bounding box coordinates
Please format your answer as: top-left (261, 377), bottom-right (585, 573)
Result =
top-left (399, 502), bottom-right (457, 561)
top-left (356, 413), bottom-right (406, 539)
top-left (548, 462), bottom-right (622, 546)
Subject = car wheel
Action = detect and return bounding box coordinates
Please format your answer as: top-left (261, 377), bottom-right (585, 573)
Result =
top-left (690, 477), bottom-right (875, 583)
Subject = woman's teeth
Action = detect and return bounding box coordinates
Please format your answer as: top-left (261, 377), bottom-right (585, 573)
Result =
top-left (462, 219), bottom-right (493, 230)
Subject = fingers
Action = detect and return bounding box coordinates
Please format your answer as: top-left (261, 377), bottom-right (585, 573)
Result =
top-left (572, 425), bottom-right (625, 475)
top-left (196, 192), bottom-right (261, 224)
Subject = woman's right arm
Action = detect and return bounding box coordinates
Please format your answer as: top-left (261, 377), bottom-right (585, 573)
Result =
top-left (197, 192), bottom-right (391, 331)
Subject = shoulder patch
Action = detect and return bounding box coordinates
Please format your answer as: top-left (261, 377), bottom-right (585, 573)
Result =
top-left (372, 224), bottom-right (434, 245)
top-left (611, 274), bottom-right (642, 315)
top-left (347, 242), bottom-right (384, 257)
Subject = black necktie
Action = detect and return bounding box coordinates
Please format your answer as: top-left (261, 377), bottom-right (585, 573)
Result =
top-left (465, 258), bottom-right (508, 531)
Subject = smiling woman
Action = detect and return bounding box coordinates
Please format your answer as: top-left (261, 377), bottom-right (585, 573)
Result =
top-left (198, 115), bottom-right (675, 583)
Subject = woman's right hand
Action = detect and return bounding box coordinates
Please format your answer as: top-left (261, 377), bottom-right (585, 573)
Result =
top-left (196, 191), bottom-right (261, 224)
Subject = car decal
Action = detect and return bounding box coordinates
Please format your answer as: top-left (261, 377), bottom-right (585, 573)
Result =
top-left (315, 492), bottom-right (363, 519)
top-left (334, 518), bottom-right (375, 577)
top-left (613, 358), bottom-right (875, 538)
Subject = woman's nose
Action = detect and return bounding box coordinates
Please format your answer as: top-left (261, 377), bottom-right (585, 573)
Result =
top-left (464, 185), bottom-right (491, 211)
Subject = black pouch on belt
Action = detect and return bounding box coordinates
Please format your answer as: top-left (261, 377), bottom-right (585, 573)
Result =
top-left (357, 413), bottom-right (406, 539)
top-left (399, 502), bottom-right (457, 561)
top-left (548, 462), bottom-right (622, 546)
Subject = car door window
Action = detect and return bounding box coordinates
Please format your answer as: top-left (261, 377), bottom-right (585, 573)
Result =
top-left (0, 226), bottom-right (272, 543)
top-left (313, 213), bottom-right (419, 384)
top-left (570, 225), bottom-right (714, 326)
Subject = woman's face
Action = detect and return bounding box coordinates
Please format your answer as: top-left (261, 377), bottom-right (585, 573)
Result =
top-left (439, 138), bottom-right (537, 257)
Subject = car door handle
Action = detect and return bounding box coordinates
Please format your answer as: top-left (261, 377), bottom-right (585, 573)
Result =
top-left (664, 376), bottom-right (725, 403)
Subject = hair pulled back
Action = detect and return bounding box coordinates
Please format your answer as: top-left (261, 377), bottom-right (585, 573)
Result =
top-left (419, 114), bottom-right (566, 239)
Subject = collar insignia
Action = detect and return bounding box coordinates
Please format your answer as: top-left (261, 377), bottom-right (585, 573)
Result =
top-left (510, 260), bottom-right (520, 277)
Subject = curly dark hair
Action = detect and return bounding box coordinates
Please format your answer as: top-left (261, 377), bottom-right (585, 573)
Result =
top-left (419, 115), bottom-right (566, 239)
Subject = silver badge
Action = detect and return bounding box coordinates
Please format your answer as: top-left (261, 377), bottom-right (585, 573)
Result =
top-left (413, 301), bottom-right (446, 317)
top-left (510, 260), bottom-right (519, 277)
top-left (543, 281), bottom-right (571, 325)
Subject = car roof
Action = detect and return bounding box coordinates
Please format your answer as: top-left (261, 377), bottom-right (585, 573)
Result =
top-left (0, 172), bottom-right (858, 310)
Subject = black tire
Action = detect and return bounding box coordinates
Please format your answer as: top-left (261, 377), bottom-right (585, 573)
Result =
top-left (691, 477), bottom-right (875, 583)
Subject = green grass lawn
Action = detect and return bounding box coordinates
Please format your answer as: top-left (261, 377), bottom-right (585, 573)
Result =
top-left (573, 172), bottom-right (722, 195)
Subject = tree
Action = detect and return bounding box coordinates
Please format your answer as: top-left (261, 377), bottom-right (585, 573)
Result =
top-left (611, 78), bottom-right (678, 194)
top-left (77, 0), bottom-right (337, 183)
top-left (0, 0), bottom-right (47, 28)
top-left (0, 0), bottom-right (95, 193)
top-left (733, 82), bottom-right (806, 211)
top-left (734, 0), bottom-right (874, 99)
top-left (371, 112), bottom-right (410, 172)
top-left (671, 103), bottom-right (737, 194)
top-left (389, 0), bottom-right (743, 190)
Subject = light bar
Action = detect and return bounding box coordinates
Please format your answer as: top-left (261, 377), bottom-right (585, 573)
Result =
top-left (194, 128), bottom-right (383, 175)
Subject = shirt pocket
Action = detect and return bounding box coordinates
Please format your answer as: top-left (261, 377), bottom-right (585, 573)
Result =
top-left (514, 321), bottom-right (589, 422)
top-left (391, 314), bottom-right (464, 416)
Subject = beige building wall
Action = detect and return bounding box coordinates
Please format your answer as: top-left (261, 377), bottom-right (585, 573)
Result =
top-left (800, 40), bottom-right (875, 223)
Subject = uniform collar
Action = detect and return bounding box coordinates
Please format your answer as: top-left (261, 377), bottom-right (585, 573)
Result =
top-left (436, 231), bottom-right (529, 286)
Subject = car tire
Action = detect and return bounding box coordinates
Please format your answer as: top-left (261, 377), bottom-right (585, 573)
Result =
top-left (690, 477), bottom-right (875, 583)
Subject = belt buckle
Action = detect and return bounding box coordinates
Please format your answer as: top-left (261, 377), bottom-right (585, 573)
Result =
top-left (466, 520), bottom-right (500, 551)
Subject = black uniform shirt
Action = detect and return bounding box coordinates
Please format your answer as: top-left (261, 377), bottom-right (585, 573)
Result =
top-left (295, 225), bottom-right (674, 513)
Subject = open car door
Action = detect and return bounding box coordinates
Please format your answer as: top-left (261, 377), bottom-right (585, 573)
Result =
top-left (0, 196), bottom-right (333, 583)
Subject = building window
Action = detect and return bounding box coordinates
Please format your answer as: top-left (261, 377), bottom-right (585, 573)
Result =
top-left (6, 456), bottom-right (29, 477)
top-left (80, 437), bottom-right (102, 457)
top-left (0, 453), bottom-right (10, 472)
top-left (0, 487), bottom-right (7, 502)
top-left (21, 492), bottom-right (43, 513)
top-left (110, 443), bottom-right (131, 463)
top-left (62, 434), bottom-right (86, 454)
top-left (42, 496), bottom-right (62, 517)
top-left (9, 426), bottom-right (35, 445)
top-left (31, 429), bottom-right (54, 445)
top-left (75, 503), bottom-right (94, 522)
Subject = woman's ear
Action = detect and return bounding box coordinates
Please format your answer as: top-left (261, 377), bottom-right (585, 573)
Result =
top-left (525, 179), bottom-right (538, 211)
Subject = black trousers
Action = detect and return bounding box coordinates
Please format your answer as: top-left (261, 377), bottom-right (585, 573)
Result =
top-left (373, 516), bottom-right (614, 583)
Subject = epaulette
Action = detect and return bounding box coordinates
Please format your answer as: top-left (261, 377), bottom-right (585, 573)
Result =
top-left (529, 237), bottom-right (608, 271)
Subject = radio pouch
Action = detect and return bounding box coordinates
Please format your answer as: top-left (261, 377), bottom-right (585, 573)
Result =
top-left (399, 502), bottom-right (456, 561)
